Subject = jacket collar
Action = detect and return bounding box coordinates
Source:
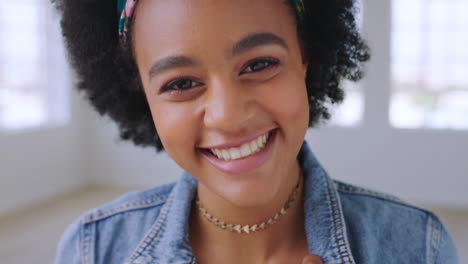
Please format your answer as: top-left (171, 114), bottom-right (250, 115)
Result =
top-left (299, 142), bottom-right (356, 264)
top-left (126, 141), bottom-right (355, 264)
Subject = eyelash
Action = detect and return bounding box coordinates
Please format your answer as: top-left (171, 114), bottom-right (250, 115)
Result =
top-left (160, 58), bottom-right (280, 93)
top-left (240, 57), bottom-right (280, 75)
top-left (160, 78), bottom-right (200, 93)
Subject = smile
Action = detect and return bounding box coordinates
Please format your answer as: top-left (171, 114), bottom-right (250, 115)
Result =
top-left (209, 132), bottom-right (271, 161)
top-left (200, 129), bottom-right (277, 175)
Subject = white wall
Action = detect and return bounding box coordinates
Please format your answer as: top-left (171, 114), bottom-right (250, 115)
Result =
top-left (306, 128), bottom-right (468, 207)
top-left (0, 89), bottom-right (89, 216)
top-left (81, 106), bottom-right (182, 188)
top-left (0, 7), bottom-right (91, 216)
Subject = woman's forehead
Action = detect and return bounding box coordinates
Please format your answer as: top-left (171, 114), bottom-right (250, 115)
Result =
top-left (134, 0), bottom-right (290, 19)
top-left (132, 0), bottom-right (295, 43)
top-left (132, 0), bottom-right (297, 60)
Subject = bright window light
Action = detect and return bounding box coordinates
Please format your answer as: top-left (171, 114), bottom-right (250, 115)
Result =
top-left (0, 0), bottom-right (69, 132)
top-left (391, 0), bottom-right (468, 130)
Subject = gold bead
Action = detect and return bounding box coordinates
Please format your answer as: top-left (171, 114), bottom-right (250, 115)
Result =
top-left (273, 213), bottom-right (280, 220)
top-left (280, 208), bottom-right (287, 215)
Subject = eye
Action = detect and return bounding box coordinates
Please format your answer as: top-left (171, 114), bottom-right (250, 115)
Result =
top-left (161, 78), bottom-right (202, 92)
top-left (240, 58), bottom-right (280, 74)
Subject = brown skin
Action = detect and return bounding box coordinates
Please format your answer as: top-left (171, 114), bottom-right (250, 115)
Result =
top-left (302, 255), bottom-right (324, 264)
top-left (132, 0), bottom-right (320, 262)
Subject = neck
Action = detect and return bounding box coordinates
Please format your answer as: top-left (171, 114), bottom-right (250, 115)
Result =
top-left (189, 164), bottom-right (307, 262)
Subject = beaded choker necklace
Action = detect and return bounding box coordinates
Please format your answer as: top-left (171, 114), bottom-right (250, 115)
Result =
top-left (195, 175), bottom-right (302, 235)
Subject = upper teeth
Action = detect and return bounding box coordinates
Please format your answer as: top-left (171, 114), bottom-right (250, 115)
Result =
top-left (210, 132), bottom-right (270, 161)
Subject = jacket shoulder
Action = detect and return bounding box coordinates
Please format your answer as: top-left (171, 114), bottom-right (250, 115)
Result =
top-left (81, 182), bottom-right (175, 224)
top-left (55, 182), bottom-right (176, 264)
top-left (334, 180), bottom-right (458, 263)
top-left (334, 180), bottom-right (421, 210)
top-left (334, 180), bottom-right (435, 231)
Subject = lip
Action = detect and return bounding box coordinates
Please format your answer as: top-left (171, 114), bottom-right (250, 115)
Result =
top-left (200, 129), bottom-right (273, 150)
top-left (199, 129), bottom-right (277, 175)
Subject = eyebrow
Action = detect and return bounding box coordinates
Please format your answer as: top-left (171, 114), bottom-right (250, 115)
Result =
top-left (148, 56), bottom-right (199, 81)
top-left (148, 32), bottom-right (288, 80)
top-left (231, 32), bottom-right (289, 57)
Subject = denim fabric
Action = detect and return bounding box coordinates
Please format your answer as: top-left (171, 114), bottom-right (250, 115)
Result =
top-left (55, 142), bottom-right (459, 264)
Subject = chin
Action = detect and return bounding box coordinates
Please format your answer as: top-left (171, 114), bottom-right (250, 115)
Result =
top-left (216, 169), bottom-right (284, 210)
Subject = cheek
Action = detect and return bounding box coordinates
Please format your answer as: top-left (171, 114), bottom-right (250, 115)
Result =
top-left (260, 74), bottom-right (309, 126)
top-left (149, 100), bottom-right (200, 156)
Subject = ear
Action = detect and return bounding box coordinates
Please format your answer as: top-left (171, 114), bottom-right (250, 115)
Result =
top-left (300, 49), bottom-right (308, 77)
top-left (302, 61), bottom-right (308, 78)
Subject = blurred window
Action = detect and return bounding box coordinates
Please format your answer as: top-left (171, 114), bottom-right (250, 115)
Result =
top-left (391, 0), bottom-right (468, 130)
top-left (0, 0), bottom-right (69, 132)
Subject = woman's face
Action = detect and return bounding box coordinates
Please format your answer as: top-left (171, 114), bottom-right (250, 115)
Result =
top-left (133, 0), bottom-right (309, 207)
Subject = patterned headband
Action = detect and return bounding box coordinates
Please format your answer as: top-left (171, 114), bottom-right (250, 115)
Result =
top-left (118, 0), bottom-right (305, 43)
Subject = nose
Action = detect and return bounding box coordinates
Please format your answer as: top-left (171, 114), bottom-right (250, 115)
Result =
top-left (203, 77), bottom-right (255, 134)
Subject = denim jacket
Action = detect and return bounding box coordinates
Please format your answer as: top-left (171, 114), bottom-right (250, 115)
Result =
top-left (55, 142), bottom-right (459, 264)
